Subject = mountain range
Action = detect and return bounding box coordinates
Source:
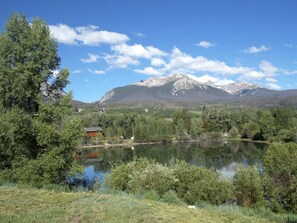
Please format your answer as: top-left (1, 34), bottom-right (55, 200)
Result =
top-left (94, 74), bottom-right (297, 107)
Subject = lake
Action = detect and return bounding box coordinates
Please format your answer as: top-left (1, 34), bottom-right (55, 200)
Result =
top-left (77, 141), bottom-right (268, 183)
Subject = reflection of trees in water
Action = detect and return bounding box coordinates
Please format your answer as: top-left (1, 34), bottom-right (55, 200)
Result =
top-left (80, 141), bottom-right (268, 172)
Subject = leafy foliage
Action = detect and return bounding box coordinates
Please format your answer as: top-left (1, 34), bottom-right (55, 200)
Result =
top-left (0, 13), bottom-right (82, 186)
top-left (233, 166), bottom-right (266, 208)
top-left (173, 161), bottom-right (235, 205)
top-left (264, 143), bottom-right (297, 213)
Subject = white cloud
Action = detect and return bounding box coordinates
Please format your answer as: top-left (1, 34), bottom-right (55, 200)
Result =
top-left (281, 69), bottom-right (297, 75)
top-left (49, 24), bottom-right (78, 45)
top-left (71, 70), bottom-right (83, 74)
top-left (259, 60), bottom-right (278, 75)
top-left (49, 24), bottom-right (129, 46)
top-left (80, 53), bottom-right (100, 63)
top-left (151, 58), bottom-right (166, 67)
top-left (265, 78), bottom-right (277, 83)
top-left (266, 83), bottom-right (281, 90)
top-left (134, 67), bottom-right (163, 76)
top-left (243, 45), bottom-right (270, 54)
top-left (165, 47), bottom-right (254, 77)
top-left (104, 54), bottom-right (140, 68)
top-left (197, 41), bottom-right (216, 48)
top-left (188, 74), bottom-right (234, 85)
top-left (87, 68), bottom-right (105, 75)
top-left (111, 44), bottom-right (167, 59)
top-left (133, 32), bottom-right (146, 37)
top-left (139, 47), bottom-right (280, 81)
top-left (104, 43), bottom-right (167, 68)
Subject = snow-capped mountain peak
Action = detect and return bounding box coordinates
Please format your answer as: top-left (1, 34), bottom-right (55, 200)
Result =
top-left (217, 82), bottom-right (260, 94)
top-left (134, 74), bottom-right (260, 95)
top-left (134, 73), bottom-right (194, 88)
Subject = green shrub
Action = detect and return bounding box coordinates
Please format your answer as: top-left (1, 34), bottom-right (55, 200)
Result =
top-left (228, 126), bottom-right (239, 138)
top-left (161, 190), bottom-right (184, 206)
top-left (264, 143), bottom-right (297, 213)
top-left (104, 158), bottom-right (151, 191)
top-left (233, 166), bottom-right (266, 208)
top-left (173, 161), bottom-right (234, 205)
top-left (128, 163), bottom-right (178, 196)
top-left (142, 190), bottom-right (160, 201)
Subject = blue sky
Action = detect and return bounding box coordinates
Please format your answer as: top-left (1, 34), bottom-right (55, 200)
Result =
top-left (1, 0), bottom-right (297, 102)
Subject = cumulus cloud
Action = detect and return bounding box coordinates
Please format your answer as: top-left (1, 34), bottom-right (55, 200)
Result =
top-left (188, 74), bottom-right (235, 85)
top-left (134, 67), bottom-right (163, 76)
top-left (266, 83), bottom-right (281, 90)
top-left (104, 54), bottom-right (140, 68)
top-left (196, 41), bottom-right (216, 48)
top-left (151, 58), bottom-right (166, 67)
top-left (80, 53), bottom-right (100, 63)
top-left (133, 47), bottom-right (282, 81)
top-left (104, 43), bottom-right (167, 68)
top-left (49, 24), bottom-right (77, 45)
top-left (243, 45), bottom-right (270, 54)
top-left (165, 47), bottom-right (256, 77)
top-left (259, 60), bottom-right (278, 75)
top-left (87, 68), bottom-right (105, 75)
top-left (49, 24), bottom-right (129, 46)
top-left (111, 44), bottom-right (167, 59)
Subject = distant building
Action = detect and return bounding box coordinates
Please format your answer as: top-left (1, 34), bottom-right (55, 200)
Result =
top-left (84, 127), bottom-right (103, 137)
top-left (77, 108), bottom-right (84, 112)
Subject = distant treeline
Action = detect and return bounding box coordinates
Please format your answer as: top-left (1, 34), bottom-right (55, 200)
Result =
top-left (80, 107), bottom-right (297, 144)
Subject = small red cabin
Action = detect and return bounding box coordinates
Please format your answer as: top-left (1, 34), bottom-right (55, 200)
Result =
top-left (84, 127), bottom-right (103, 137)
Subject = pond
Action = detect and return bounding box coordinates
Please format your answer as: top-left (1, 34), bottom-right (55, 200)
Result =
top-left (77, 141), bottom-right (268, 184)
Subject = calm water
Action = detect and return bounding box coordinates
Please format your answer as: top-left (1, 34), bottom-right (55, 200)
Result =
top-left (78, 141), bottom-right (268, 183)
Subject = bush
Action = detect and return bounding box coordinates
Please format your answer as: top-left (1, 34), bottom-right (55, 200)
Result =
top-left (264, 143), bottom-right (297, 213)
top-left (173, 161), bottom-right (234, 205)
top-left (104, 158), bottom-right (151, 191)
top-left (233, 166), bottom-right (266, 208)
top-left (128, 163), bottom-right (178, 196)
top-left (161, 190), bottom-right (184, 206)
top-left (142, 190), bottom-right (160, 201)
top-left (228, 126), bottom-right (239, 139)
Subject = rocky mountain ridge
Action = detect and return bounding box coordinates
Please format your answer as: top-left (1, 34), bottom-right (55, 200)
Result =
top-left (95, 74), bottom-right (297, 107)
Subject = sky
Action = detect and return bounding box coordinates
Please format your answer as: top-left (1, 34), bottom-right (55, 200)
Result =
top-left (1, 0), bottom-right (297, 102)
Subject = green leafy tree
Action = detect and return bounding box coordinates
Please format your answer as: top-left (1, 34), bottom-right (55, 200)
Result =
top-left (0, 14), bottom-right (82, 185)
top-left (172, 109), bottom-right (191, 133)
top-left (233, 166), bottom-right (266, 208)
top-left (242, 122), bottom-right (261, 140)
top-left (264, 143), bottom-right (297, 213)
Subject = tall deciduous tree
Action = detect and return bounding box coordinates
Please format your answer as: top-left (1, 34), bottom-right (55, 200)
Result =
top-left (0, 13), bottom-right (82, 186)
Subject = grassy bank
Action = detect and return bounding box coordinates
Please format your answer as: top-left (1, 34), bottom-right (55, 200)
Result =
top-left (0, 186), bottom-right (296, 223)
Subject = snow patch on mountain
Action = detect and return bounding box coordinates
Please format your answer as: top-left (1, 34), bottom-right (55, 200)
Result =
top-left (217, 82), bottom-right (260, 94)
top-left (171, 75), bottom-right (207, 95)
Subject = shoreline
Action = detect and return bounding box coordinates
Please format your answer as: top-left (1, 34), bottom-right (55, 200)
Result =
top-left (79, 138), bottom-right (269, 149)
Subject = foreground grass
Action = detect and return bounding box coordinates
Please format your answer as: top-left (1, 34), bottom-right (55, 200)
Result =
top-left (0, 186), bottom-right (295, 223)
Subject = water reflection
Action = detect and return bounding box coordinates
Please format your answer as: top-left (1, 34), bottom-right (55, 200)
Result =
top-left (78, 141), bottom-right (267, 180)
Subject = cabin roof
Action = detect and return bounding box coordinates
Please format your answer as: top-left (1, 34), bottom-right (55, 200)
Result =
top-left (84, 127), bottom-right (103, 132)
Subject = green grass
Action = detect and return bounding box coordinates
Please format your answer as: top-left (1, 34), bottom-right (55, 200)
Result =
top-left (1, 186), bottom-right (296, 223)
